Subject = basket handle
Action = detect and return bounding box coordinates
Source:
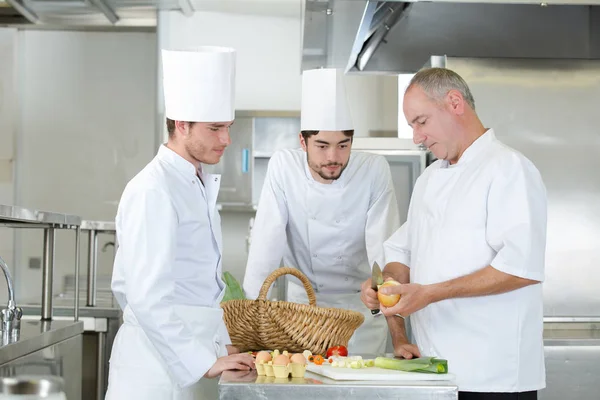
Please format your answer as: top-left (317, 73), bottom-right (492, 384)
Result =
top-left (257, 267), bottom-right (317, 306)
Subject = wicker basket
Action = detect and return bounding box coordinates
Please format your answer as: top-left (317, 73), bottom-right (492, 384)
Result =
top-left (221, 267), bottom-right (365, 356)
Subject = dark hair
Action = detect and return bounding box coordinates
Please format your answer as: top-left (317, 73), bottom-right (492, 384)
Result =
top-left (301, 130), bottom-right (354, 141)
top-left (166, 118), bottom-right (195, 138)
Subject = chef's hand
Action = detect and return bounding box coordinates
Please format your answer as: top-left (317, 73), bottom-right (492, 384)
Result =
top-left (226, 345), bottom-right (240, 355)
top-left (204, 353), bottom-right (255, 379)
top-left (380, 283), bottom-right (432, 318)
top-left (394, 342), bottom-right (421, 359)
top-left (360, 278), bottom-right (379, 310)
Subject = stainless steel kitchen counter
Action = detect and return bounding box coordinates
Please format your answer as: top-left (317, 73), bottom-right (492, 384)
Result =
top-left (0, 319), bottom-right (84, 365)
top-left (0, 204), bottom-right (80, 227)
top-left (219, 370), bottom-right (458, 399)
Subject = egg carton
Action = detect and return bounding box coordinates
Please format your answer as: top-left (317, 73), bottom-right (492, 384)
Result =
top-left (255, 361), bottom-right (307, 378)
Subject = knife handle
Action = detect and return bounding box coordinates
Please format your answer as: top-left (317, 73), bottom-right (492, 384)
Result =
top-left (371, 308), bottom-right (380, 315)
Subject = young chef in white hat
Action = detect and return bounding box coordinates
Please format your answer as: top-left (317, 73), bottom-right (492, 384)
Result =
top-left (243, 68), bottom-right (401, 355)
top-left (106, 47), bottom-right (254, 400)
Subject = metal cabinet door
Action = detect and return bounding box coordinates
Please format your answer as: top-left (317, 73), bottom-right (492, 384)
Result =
top-left (540, 343), bottom-right (600, 400)
top-left (204, 117), bottom-right (253, 206)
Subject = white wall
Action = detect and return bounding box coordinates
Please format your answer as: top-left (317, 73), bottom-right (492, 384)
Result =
top-left (13, 30), bottom-right (157, 302)
top-left (158, 10), bottom-right (303, 114)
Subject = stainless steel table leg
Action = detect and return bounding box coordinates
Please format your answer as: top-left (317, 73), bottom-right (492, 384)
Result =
top-left (74, 226), bottom-right (80, 321)
top-left (97, 331), bottom-right (106, 400)
top-left (87, 230), bottom-right (98, 307)
top-left (42, 228), bottom-right (55, 320)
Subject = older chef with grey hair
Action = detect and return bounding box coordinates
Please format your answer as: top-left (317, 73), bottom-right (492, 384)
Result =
top-left (106, 47), bottom-right (254, 400)
top-left (243, 68), bottom-right (401, 355)
top-left (361, 67), bottom-right (547, 400)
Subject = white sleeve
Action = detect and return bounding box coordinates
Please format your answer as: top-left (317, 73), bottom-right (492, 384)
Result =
top-left (365, 157), bottom-right (402, 269)
top-left (486, 154), bottom-right (547, 281)
top-left (243, 153), bottom-right (289, 299)
top-left (383, 222), bottom-right (411, 267)
top-left (117, 188), bottom-right (218, 387)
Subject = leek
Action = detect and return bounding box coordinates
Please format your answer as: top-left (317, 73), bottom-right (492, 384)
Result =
top-left (374, 357), bottom-right (448, 374)
top-left (221, 271), bottom-right (246, 302)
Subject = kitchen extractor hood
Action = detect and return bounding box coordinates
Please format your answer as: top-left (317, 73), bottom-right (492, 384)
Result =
top-left (302, 0), bottom-right (600, 74)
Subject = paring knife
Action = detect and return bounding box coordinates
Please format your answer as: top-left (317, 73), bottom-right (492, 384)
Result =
top-left (370, 261), bottom-right (384, 315)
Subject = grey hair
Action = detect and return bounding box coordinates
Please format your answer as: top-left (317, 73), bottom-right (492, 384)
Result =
top-left (406, 68), bottom-right (476, 111)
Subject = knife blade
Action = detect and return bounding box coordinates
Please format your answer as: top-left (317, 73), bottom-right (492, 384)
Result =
top-left (370, 261), bottom-right (384, 315)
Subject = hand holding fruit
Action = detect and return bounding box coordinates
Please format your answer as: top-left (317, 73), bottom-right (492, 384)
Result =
top-left (379, 282), bottom-right (433, 318)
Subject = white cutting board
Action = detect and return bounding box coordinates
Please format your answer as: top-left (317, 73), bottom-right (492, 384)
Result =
top-left (306, 363), bottom-right (455, 382)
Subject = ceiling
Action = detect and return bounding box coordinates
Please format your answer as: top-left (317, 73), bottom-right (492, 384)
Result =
top-left (0, 0), bottom-right (302, 28)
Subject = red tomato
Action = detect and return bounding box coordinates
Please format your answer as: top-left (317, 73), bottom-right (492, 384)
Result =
top-left (326, 345), bottom-right (348, 358)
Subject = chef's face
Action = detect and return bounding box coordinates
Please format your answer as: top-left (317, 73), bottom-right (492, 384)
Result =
top-left (182, 121), bottom-right (233, 165)
top-left (300, 130), bottom-right (352, 183)
top-left (403, 85), bottom-right (463, 163)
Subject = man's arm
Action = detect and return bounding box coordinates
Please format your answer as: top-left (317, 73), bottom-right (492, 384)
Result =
top-left (380, 265), bottom-right (539, 317)
top-left (243, 152), bottom-right (289, 299)
top-left (430, 265), bottom-right (538, 301)
top-left (381, 153), bottom-right (548, 317)
top-left (364, 157), bottom-right (401, 267)
top-left (383, 263), bottom-right (420, 359)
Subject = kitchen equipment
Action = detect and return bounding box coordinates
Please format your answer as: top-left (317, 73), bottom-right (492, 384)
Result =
top-left (306, 363), bottom-right (456, 382)
top-left (370, 261), bottom-right (383, 315)
top-left (0, 375), bottom-right (66, 399)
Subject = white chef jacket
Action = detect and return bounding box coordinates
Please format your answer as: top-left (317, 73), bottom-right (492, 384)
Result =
top-left (243, 148), bottom-right (400, 354)
top-left (108, 144), bottom-right (231, 396)
top-left (384, 129), bottom-right (547, 392)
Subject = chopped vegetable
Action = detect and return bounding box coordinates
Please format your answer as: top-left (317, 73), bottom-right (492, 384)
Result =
top-left (308, 355), bottom-right (315, 362)
top-left (313, 355), bottom-right (325, 365)
top-left (374, 357), bottom-right (448, 374)
top-left (220, 271), bottom-right (246, 302)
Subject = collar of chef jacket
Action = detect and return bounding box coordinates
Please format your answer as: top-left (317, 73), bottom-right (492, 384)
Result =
top-left (156, 144), bottom-right (201, 179)
top-left (154, 143), bottom-right (221, 236)
top-left (440, 128), bottom-right (496, 169)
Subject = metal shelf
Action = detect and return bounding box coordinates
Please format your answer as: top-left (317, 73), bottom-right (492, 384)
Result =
top-left (0, 204), bottom-right (82, 322)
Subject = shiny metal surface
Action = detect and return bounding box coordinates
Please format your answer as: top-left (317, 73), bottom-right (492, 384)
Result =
top-left (20, 306), bottom-right (121, 400)
top-left (337, 2), bottom-right (600, 73)
top-left (87, 230), bottom-right (98, 307)
top-left (0, 204), bottom-right (81, 227)
top-left (0, 256), bottom-right (23, 337)
top-left (96, 331), bottom-right (105, 400)
top-left (218, 370), bottom-right (458, 400)
top-left (544, 321), bottom-right (600, 345)
top-left (80, 221), bottom-right (115, 232)
top-left (252, 116), bottom-right (301, 157)
top-left (435, 57), bottom-right (600, 317)
top-left (42, 228), bottom-right (55, 320)
top-left (0, 375), bottom-right (64, 395)
top-left (203, 117), bottom-right (254, 207)
top-left (354, 149), bottom-right (427, 224)
top-left (0, 320), bottom-right (83, 365)
top-left (541, 345), bottom-right (600, 400)
top-left (74, 226), bottom-right (80, 322)
top-left (0, 333), bottom-right (82, 400)
top-left (21, 299), bottom-right (120, 319)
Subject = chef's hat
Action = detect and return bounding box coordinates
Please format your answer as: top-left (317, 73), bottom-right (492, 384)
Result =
top-left (300, 68), bottom-right (354, 131)
top-left (162, 46), bottom-right (236, 122)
